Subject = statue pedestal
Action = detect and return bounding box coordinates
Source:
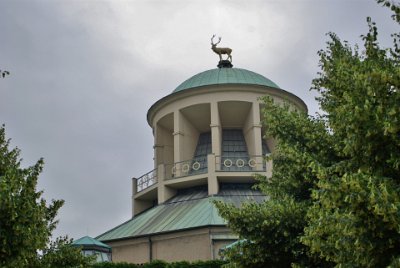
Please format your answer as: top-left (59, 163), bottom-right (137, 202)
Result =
top-left (217, 60), bottom-right (233, 68)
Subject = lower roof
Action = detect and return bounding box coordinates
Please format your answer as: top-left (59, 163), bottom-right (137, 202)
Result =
top-left (72, 235), bottom-right (111, 249)
top-left (96, 184), bottom-right (266, 242)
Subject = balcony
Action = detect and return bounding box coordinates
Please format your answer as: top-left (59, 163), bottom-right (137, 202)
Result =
top-left (166, 156), bottom-right (208, 180)
top-left (215, 155), bottom-right (267, 172)
top-left (136, 169), bottom-right (157, 193)
top-left (134, 155), bottom-right (270, 193)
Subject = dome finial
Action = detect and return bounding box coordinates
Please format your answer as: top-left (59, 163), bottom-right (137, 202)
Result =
top-left (211, 35), bottom-right (233, 68)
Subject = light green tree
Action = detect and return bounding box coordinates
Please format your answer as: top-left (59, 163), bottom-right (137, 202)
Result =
top-left (0, 125), bottom-right (93, 267)
top-left (216, 1), bottom-right (400, 267)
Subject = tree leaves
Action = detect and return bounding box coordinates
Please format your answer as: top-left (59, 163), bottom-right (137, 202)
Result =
top-left (0, 70), bottom-right (10, 78)
top-left (215, 1), bottom-right (400, 267)
top-left (0, 125), bottom-right (93, 267)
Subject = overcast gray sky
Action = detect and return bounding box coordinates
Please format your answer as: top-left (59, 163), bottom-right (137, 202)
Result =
top-left (0, 0), bottom-right (398, 240)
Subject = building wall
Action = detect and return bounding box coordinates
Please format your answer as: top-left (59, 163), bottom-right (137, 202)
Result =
top-left (110, 237), bottom-right (150, 264)
top-left (155, 123), bottom-right (174, 166)
top-left (115, 80), bottom-right (306, 263)
top-left (176, 110), bottom-right (200, 162)
top-left (106, 227), bottom-right (234, 264)
top-left (152, 229), bottom-right (211, 262)
top-left (148, 85), bottom-right (307, 129)
top-left (134, 86), bottom-right (282, 213)
top-left (149, 85), bottom-right (304, 179)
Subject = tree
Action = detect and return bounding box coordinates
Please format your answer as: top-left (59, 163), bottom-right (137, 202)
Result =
top-left (215, 1), bottom-right (400, 267)
top-left (302, 14), bottom-right (400, 268)
top-left (39, 236), bottom-right (95, 267)
top-left (0, 125), bottom-right (93, 267)
top-left (215, 100), bottom-right (334, 267)
top-left (0, 70), bottom-right (10, 78)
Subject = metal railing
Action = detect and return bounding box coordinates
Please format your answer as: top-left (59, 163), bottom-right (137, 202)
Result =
top-left (136, 169), bottom-right (157, 192)
top-left (166, 156), bottom-right (208, 179)
top-left (135, 155), bottom-right (268, 190)
top-left (215, 155), bottom-right (267, 172)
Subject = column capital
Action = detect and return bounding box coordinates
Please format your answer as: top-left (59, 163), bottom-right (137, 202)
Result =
top-left (172, 131), bottom-right (184, 136)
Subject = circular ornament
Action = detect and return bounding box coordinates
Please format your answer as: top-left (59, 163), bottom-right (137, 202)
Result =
top-left (236, 159), bottom-right (245, 168)
top-left (224, 159), bottom-right (233, 167)
top-left (192, 161), bottom-right (201, 170)
top-left (182, 163), bottom-right (190, 173)
top-left (248, 158), bottom-right (256, 168)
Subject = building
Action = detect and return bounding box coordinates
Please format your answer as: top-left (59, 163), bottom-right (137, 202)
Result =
top-left (72, 236), bottom-right (112, 262)
top-left (96, 60), bottom-right (307, 263)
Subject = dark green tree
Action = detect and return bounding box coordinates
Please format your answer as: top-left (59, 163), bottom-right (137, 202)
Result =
top-left (0, 70), bottom-right (10, 78)
top-left (0, 125), bottom-right (93, 267)
top-left (39, 236), bottom-right (95, 267)
top-left (215, 1), bottom-right (400, 267)
top-left (215, 100), bottom-right (334, 267)
top-left (302, 14), bottom-right (400, 268)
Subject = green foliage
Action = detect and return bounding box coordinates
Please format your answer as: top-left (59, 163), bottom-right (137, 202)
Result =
top-left (377, 0), bottom-right (400, 23)
top-left (301, 14), bottom-right (400, 267)
top-left (146, 260), bottom-right (168, 268)
top-left (92, 262), bottom-right (138, 268)
top-left (39, 236), bottom-right (95, 267)
top-left (215, 1), bottom-right (400, 267)
top-left (215, 98), bottom-right (334, 267)
top-left (215, 196), bottom-right (310, 267)
top-left (0, 125), bottom-right (93, 267)
top-left (0, 70), bottom-right (10, 78)
top-left (177, 259), bottom-right (226, 268)
top-left (0, 125), bottom-right (62, 266)
top-left (91, 259), bottom-right (226, 268)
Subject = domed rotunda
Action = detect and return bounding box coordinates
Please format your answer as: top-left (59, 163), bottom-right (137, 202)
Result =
top-left (97, 62), bottom-right (307, 264)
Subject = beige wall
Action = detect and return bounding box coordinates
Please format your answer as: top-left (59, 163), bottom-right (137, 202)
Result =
top-left (243, 104), bottom-right (255, 156)
top-left (148, 85), bottom-right (307, 129)
top-left (210, 102), bottom-right (221, 156)
top-left (105, 227), bottom-right (235, 264)
top-left (110, 237), bottom-right (150, 264)
top-left (152, 230), bottom-right (210, 262)
top-left (149, 85), bottom-right (306, 170)
top-left (176, 110), bottom-right (199, 162)
top-left (155, 124), bottom-right (174, 166)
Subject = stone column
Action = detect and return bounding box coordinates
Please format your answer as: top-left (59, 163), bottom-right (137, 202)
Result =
top-left (210, 102), bottom-right (221, 173)
top-left (251, 102), bottom-right (264, 171)
top-left (157, 164), bottom-right (176, 204)
top-left (132, 177), bottom-right (137, 217)
top-left (173, 111), bottom-right (183, 177)
top-left (207, 154), bottom-right (219, 195)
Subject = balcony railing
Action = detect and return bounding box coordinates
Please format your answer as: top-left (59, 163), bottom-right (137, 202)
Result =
top-left (215, 155), bottom-right (267, 172)
top-left (136, 169), bottom-right (157, 193)
top-left (135, 155), bottom-right (269, 192)
top-left (166, 156), bottom-right (208, 179)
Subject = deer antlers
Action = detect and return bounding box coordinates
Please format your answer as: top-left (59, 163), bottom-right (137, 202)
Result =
top-left (211, 34), bottom-right (221, 45)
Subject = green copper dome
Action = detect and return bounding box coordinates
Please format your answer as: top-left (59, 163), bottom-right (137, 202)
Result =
top-left (173, 68), bottom-right (280, 93)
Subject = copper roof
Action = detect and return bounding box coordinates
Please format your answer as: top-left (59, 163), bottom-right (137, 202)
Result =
top-left (173, 68), bottom-right (280, 93)
top-left (97, 185), bottom-right (266, 242)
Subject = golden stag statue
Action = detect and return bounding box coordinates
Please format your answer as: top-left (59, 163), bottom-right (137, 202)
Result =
top-left (211, 35), bottom-right (232, 62)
